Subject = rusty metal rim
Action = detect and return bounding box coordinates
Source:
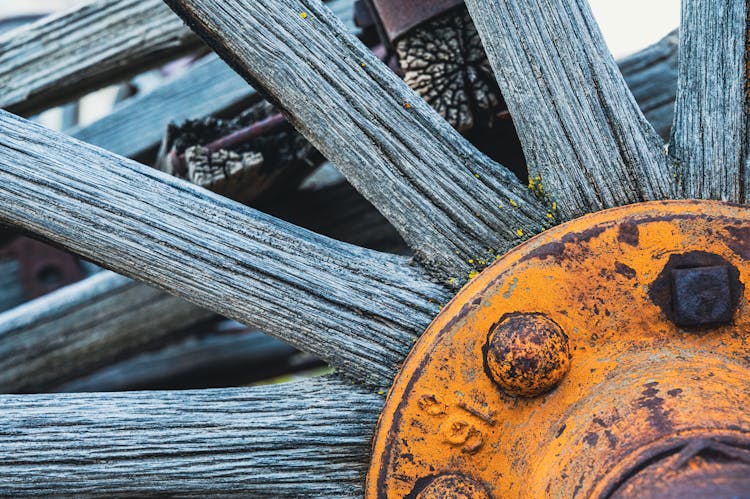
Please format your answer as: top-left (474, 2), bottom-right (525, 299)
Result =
top-left (367, 200), bottom-right (750, 498)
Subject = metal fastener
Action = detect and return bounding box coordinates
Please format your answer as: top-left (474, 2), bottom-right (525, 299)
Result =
top-left (413, 473), bottom-right (490, 499)
top-left (671, 265), bottom-right (735, 327)
top-left (484, 313), bottom-right (570, 398)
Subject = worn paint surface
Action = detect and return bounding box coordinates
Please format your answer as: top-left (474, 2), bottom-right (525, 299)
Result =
top-left (367, 200), bottom-right (750, 498)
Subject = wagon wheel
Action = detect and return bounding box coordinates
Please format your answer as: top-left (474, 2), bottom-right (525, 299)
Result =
top-left (0, 0), bottom-right (747, 497)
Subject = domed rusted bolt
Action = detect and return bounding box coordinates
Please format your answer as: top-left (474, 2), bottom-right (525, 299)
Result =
top-left (415, 473), bottom-right (490, 499)
top-left (484, 312), bottom-right (570, 397)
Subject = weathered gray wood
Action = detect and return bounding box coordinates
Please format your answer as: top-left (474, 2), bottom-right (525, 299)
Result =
top-left (164, 0), bottom-right (550, 281)
top-left (0, 167), bottom-right (405, 393)
top-left (464, 0), bottom-right (675, 220)
top-left (0, 0), bottom-right (202, 116)
top-left (669, 1), bottom-right (748, 202)
top-left (0, 376), bottom-right (380, 496)
top-left (70, 54), bottom-right (254, 160)
top-left (0, 271), bottom-right (215, 393)
top-left (620, 30), bottom-right (679, 141)
top-left (69, 0), bottom-right (358, 161)
top-left (0, 111), bottom-right (449, 386)
top-left (55, 326), bottom-right (307, 392)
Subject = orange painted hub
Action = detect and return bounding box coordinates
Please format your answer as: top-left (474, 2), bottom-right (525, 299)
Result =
top-left (367, 200), bottom-right (750, 498)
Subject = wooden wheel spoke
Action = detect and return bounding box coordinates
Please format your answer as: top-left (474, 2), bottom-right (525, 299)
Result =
top-left (164, 0), bottom-right (549, 279)
top-left (0, 0), bottom-right (200, 116)
top-left (0, 111), bottom-right (450, 386)
top-left (0, 170), bottom-right (406, 393)
top-left (0, 272), bottom-right (215, 392)
top-left (619, 30), bottom-right (679, 141)
top-left (669, 0), bottom-right (749, 202)
top-left (0, 0), bottom-right (358, 118)
top-left (464, 0), bottom-right (675, 220)
top-left (0, 376), bottom-right (380, 496)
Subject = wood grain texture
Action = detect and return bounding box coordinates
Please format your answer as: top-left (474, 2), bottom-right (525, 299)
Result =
top-left (0, 168), bottom-right (406, 393)
top-left (55, 326), bottom-right (305, 392)
top-left (0, 271), bottom-right (215, 393)
top-left (265, 176), bottom-right (408, 255)
top-left (0, 111), bottom-right (450, 386)
top-left (620, 30), bottom-right (679, 141)
top-left (70, 54), bottom-right (255, 160)
top-left (164, 0), bottom-right (551, 281)
top-left (669, 1), bottom-right (748, 202)
top-left (0, 0), bottom-right (201, 116)
top-left (69, 0), bottom-right (358, 161)
top-left (67, 25), bottom-right (679, 165)
top-left (464, 0), bottom-right (675, 220)
top-left (0, 376), bottom-right (381, 496)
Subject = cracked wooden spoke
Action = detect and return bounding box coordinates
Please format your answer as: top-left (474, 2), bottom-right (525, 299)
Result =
top-left (669, 0), bottom-right (749, 202)
top-left (164, 0), bottom-right (550, 280)
top-left (465, 0), bottom-right (674, 220)
top-left (0, 376), bottom-right (380, 496)
top-left (0, 111), bottom-right (450, 386)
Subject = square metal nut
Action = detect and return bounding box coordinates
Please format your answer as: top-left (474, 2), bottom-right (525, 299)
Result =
top-left (671, 265), bottom-right (734, 327)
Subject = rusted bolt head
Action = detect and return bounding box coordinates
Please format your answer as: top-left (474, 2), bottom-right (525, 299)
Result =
top-left (484, 313), bottom-right (570, 397)
top-left (414, 473), bottom-right (490, 499)
top-left (671, 265), bottom-right (735, 327)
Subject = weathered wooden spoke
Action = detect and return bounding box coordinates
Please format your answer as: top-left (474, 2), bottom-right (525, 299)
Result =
top-left (0, 111), bottom-right (449, 386)
top-left (464, 0), bottom-right (675, 220)
top-left (0, 376), bottom-right (379, 496)
top-left (619, 30), bottom-right (679, 141)
top-left (164, 0), bottom-right (550, 279)
top-left (69, 0), bottom-right (358, 161)
top-left (0, 170), bottom-right (405, 393)
top-left (0, 0), bottom-right (200, 116)
top-left (669, 0), bottom-right (749, 202)
top-left (0, 272), bottom-right (214, 393)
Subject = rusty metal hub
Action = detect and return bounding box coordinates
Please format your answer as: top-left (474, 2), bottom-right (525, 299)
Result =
top-left (367, 200), bottom-right (750, 498)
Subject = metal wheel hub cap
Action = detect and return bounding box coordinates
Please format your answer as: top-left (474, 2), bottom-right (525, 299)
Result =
top-left (367, 200), bottom-right (750, 498)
